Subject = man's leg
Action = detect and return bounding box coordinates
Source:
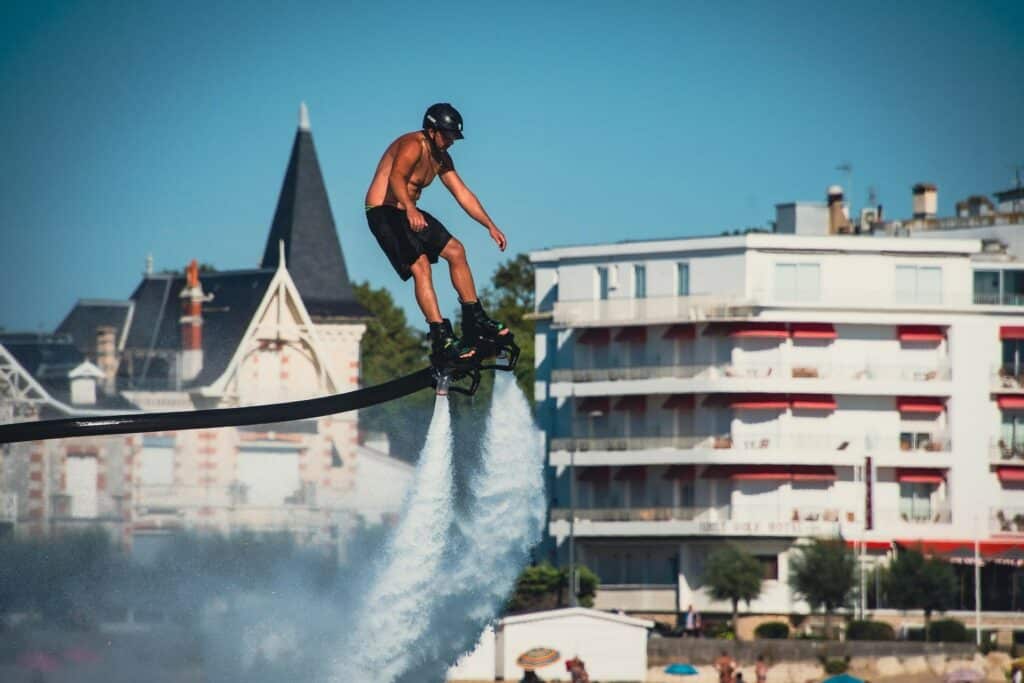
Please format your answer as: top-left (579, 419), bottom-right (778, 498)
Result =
top-left (439, 238), bottom-right (478, 304)
top-left (409, 255), bottom-right (443, 323)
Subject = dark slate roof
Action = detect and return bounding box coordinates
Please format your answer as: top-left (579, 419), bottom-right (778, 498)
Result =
top-left (260, 123), bottom-right (368, 320)
top-left (55, 299), bottom-right (133, 356)
top-left (121, 269), bottom-right (274, 388)
top-left (0, 333), bottom-right (137, 412)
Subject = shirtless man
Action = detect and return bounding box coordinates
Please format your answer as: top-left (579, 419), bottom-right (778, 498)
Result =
top-left (365, 102), bottom-right (510, 364)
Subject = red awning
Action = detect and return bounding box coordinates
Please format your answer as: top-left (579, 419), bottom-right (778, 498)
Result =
top-left (577, 467), bottom-right (610, 483)
top-left (577, 397), bottom-right (610, 415)
top-left (730, 322), bottom-right (789, 339)
top-left (615, 327), bottom-right (647, 343)
top-left (791, 466), bottom-right (838, 481)
top-left (997, 395), bottom-right (1024, 410)
top-left (896, 467), bottom-right (946, 484)
top-left (702, 465), bottom-right (835, 481)
top-left (1001, 326), bottom-right (1024, 340)
top-left (896, 539), bottom-right (1024, 558)
top-left (578, 328), bottom-right (611, 345)
top-left (613, 395), bottom-right (646, 412)
top-left (897, 325), bottom-right (945, 342)
top-left (663, 324), bottom-right (696, 341)
top-left (996, 466), bottom-right (1024, 483)
top-left (662, 394), bottom-right (696, 410)
top-left (845, 540), bottom-right (893, 552)
top-left (791, 394), bottom-right (837, 411)
top-left (791, 323), bottom-right (837, 340)
top-left (615, 466), bottom-right (647, 481)
top-left (897, 396), bottom-right (946, 414)
top-left (730, 393), bottom-right (789, 410)
top-left (663, 465), bottom-right (695, 480)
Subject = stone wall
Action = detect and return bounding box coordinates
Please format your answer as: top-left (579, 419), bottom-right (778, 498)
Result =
top-left (647, 637), bottom-right (977, 666)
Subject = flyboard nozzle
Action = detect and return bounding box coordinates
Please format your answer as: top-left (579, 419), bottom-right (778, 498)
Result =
top-left (434, 373), bottom-right (451, 396)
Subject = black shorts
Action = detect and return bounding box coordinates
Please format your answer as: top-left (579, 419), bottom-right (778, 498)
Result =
top-left (366, 205), bottom-right (453, 281)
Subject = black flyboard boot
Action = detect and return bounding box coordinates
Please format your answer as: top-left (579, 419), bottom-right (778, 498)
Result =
top-left (428, 318), bottom-right (474, 369)
top-left (460, 300), bottom-right (519, 370)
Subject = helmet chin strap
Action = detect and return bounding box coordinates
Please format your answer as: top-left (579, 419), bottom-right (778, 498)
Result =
top-left (423, 128), bottom-right (445, 162)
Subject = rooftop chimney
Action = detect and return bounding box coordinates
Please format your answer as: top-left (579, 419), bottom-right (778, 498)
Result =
top-left (178, 260), bottom-right (210, 383)
top-left (95, 325), bottom-right (119, 393)
top-left (912, 183), bottom-right (938, 219)
top-left (827, 185), bottom-right (851, 234)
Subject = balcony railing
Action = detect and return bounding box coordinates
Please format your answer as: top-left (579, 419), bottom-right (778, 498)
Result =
top-left (551, 432), bottom-right (950, 454)
top-left (878, 504), bottom-right (952, 525)
top-left (553, 295), bottom-right (750, 327)
top-left (993, 365), bottom-right (1024, 390)
top-left (974, 293), bottom-right (1024, 307)
top-left (990, 439), bottom-right (1024, 462)
top-left (991, 507), bottom-right (1024, 534)
top-left (551, 504), bottom-right (855, 532)
top-left (551, 361), bottom-right (950, 383)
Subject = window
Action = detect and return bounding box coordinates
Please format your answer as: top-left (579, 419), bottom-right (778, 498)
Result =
top-left (596, 267), bottom-right (609, 301)
top-left (895, 265), bottom-right (942, 305)
top-left (634, 265), bottom-right (647, 299)
top-left (139, 438), bottom-right (174, 486)
top-left (899, 482), bottom-right (936, 521)
top-left (67, 454), bottom-right (98, 519)
top-left (774, 263), bottom-right (820, 302)
top-left (975, 270), bottom-right (1001, 305)
top-left (237, 446), bottom-right (301, 507)
top-left (677, 262), bottom-right (690, 296)
top-left (756, 555), bottom-right (779, 580)
top-left (1002, 412), bottom-right (1024, 452)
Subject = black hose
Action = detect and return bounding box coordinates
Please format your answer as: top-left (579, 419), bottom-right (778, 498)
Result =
top-left (0, 367), bottom-right (436, 444)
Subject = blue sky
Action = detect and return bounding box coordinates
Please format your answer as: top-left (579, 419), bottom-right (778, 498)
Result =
top-left (2, 0), bottom-right (1022, 332)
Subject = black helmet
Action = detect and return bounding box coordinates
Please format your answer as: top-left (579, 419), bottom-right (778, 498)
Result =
top-left (423, 102), bottom-right (464, 139)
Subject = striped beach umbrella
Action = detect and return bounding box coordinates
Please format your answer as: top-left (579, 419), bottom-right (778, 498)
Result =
top-left (517, 647), bottom-right (560, 669)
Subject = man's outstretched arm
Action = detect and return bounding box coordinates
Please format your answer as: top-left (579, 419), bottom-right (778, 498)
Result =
top-left (440, 170), bottom-right (507, 251)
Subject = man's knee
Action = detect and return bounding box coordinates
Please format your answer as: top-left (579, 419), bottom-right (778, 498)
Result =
top-left (441, 239), bottom-right (467, 264)
top-left (409, 256), bottom-right (432, 279)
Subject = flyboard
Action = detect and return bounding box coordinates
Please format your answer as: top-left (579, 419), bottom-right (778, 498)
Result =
top-left (0, 336), bottom-right (518, 445)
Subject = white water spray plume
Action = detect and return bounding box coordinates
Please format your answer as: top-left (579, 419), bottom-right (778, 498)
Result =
top-left (330, 395), bottom-right (456, 682)
top-left (399, 372), bottom-right (547, 682)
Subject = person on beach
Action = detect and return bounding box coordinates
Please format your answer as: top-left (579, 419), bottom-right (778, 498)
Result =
top-left (715, 650), bottom-right (736, 683)
top-left (755, 654), bottom-right (769, 683)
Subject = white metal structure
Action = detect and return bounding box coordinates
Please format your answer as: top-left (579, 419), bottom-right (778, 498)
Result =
top-left (531, 232), bottom-right (1024, 615)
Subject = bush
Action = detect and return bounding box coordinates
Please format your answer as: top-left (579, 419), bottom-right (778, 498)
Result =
top-left (754, 621), bottom-right (790, 639)
top-left (846, 619), bottom-right (896, 641)
top-left (929, 618), bottom-right (969, 643)
top-left (823, 657), bottom-right (849, 674)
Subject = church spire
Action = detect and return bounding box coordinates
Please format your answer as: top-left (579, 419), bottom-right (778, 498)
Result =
top-left (260, 103), bottom-right (366, 319)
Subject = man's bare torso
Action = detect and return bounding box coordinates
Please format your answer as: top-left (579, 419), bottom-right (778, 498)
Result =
top-left (365, 131), bottom-right (453, 209)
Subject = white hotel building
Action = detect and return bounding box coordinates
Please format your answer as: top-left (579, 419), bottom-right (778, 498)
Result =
top-left (530, 187), bottom-right (1024, 617)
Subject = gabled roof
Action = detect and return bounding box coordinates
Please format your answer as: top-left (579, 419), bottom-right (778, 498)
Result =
top-left (260, 104), bottom-right (368, 320)
top-left (121, 269), bottom-right (275, 387)
top-left (0, 333), bottom-right (137, 411)
top-left (55, 299), bottom-right (133, 355)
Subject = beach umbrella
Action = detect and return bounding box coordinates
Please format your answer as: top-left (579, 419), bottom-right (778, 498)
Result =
top-left (517, 647), bottom-right (560, 669)
top-left (823, 675), bottom-right (864, 683)
top-left (664, 662), bottom-right (699, 675)
top-left (945, 668), bottom-right (984, 682)
top-left (17, 651), bottom-right (61, 673)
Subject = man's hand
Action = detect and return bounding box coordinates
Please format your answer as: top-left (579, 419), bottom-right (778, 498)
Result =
top-left (489, 226), bottom-right (507, 251)
top-left (406, 207), bottom-right (427, 231)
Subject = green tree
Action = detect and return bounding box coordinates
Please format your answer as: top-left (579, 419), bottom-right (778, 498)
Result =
top-left (477, 253), bottom-right (535, 401)
top-left (885, 547), bottom-right (957, 641)
top-left (353, 281), bottom-right (432, 460)
top-left (506, 562), bottom-right (598, 613)
top-left (788, 538), bottom-right (856, 640)
top-left (704, 544), bottom-right (764, 639)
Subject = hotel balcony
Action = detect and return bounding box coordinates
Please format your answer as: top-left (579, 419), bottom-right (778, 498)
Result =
top-left (993, 365), bottom-right (1024, 393)
top-left (551, 361), bottom-right (951, 385)
top-left (991, 507), bottom-right (1024, 535)
top-left (876, 504), bottom-right (953, 526)
top-left (549, 431), bottom-right (951, 467)
top-left (552, 295), bottom-right (753, 327)
top-left (548, 503), bottom-right (851, 540)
